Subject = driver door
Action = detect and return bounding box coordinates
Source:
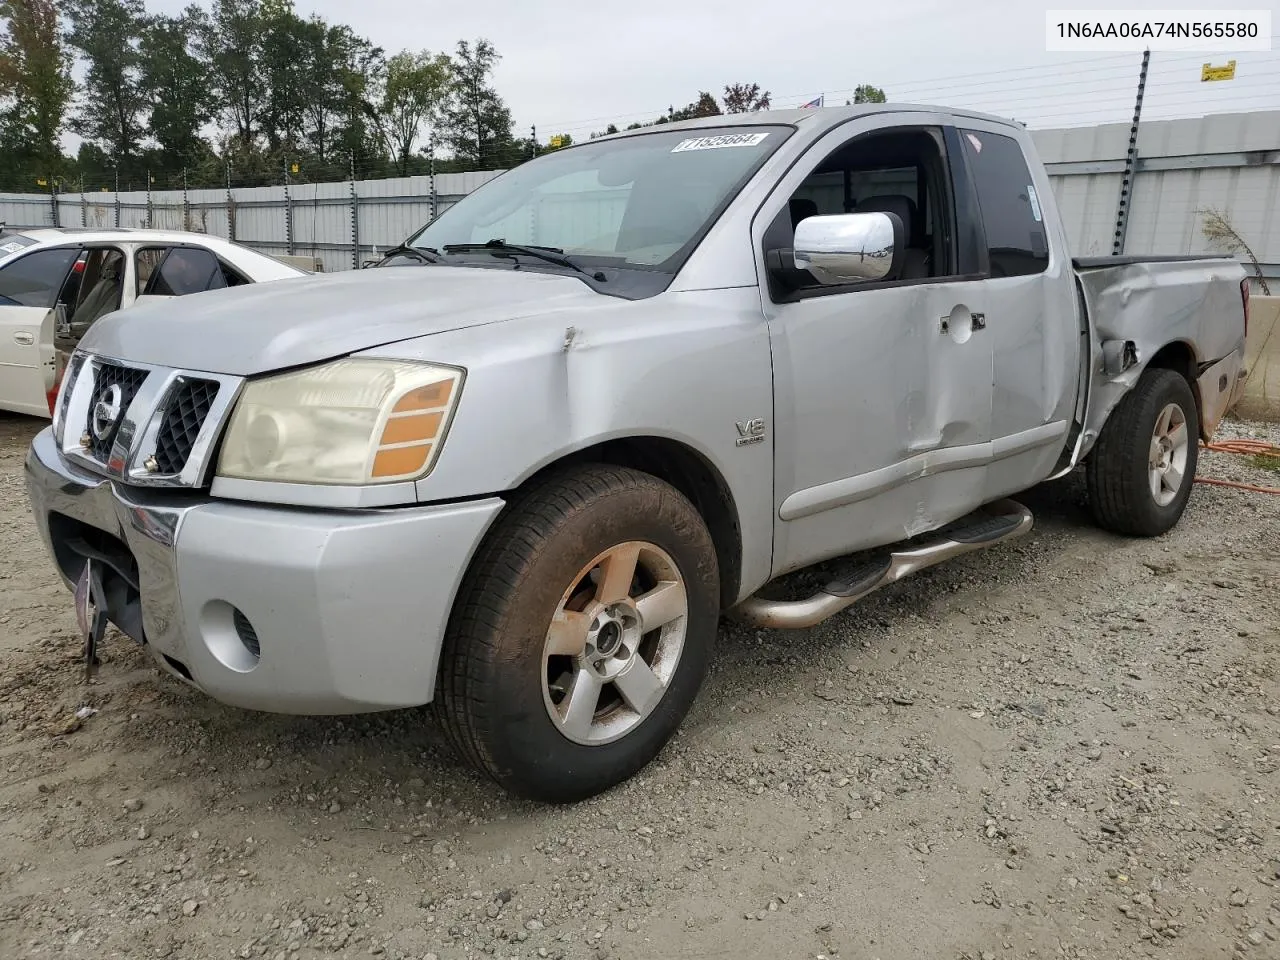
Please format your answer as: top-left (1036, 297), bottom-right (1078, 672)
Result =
top-left (0, 246), bottom-right (80, 416)
top-left (755, 117), bottom-right (996, 576)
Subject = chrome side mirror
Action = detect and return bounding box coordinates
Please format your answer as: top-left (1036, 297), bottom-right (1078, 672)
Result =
top-left (793, 212), bottom-right (902, 284)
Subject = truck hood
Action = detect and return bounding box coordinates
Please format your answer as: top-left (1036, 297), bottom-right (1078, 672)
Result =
top-left (80, 266), bottom-right (601, 376)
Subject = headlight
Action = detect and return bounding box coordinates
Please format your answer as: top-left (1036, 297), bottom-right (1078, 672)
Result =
top-left (216, 358), bottom-right (463, 485)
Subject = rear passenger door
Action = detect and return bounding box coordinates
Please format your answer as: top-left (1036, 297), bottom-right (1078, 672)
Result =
top-left (953, 123), bottom-right (1081, 495)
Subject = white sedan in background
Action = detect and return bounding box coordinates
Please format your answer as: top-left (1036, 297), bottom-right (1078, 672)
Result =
top-left (0, 228), bottom-right (308, 418)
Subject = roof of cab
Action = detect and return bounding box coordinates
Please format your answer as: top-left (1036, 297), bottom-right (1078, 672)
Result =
top-left (594, 102), bottom-right (1023, 141)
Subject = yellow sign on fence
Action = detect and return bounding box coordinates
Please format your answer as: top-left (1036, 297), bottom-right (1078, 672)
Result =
top-left (1201, 60), bottom-right (1237, 82)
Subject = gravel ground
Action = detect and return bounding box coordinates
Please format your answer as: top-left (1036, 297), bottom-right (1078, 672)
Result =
top-left (1, 411), bottom-right (1278, 960)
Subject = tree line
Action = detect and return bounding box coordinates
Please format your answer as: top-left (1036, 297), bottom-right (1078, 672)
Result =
top-left (0, 0), bottom-right (885, 193)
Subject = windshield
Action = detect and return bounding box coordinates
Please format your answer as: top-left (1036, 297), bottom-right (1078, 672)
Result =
top-left (0, 232), bottom-right (38, 258)
top-left (405, 125), bottom-right (791, 297)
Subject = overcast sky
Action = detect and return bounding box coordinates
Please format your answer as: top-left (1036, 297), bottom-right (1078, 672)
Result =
top-left (144, 0), bottom-right (1280, 138)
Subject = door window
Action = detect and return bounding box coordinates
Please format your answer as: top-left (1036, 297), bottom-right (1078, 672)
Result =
top-left (144, 247), bottom-right (231, 296)
top-left (55, 251), bottom-right (88, 307)
top-left (764, 126), bottom-right (958, 295)
top-left (0, 248), bottom-right (79, 308)
top-left (136, 247), bottom-right (168, 294)
top-left (958, 129), bottom-right (1049, 277)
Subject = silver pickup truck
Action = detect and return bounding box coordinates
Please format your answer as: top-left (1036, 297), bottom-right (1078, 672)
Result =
top-left (24, 105), bottom-right (1249, 803)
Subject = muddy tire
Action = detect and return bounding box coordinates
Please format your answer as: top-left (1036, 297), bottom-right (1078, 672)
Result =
top-left (1086, 367), bottom-right (1199, 537)
top-left (433, 464), bottom-right (720, 803)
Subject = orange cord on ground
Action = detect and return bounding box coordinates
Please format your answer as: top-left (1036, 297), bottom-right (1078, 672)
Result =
top-left (1196, 439), bottom-right (1280, 495)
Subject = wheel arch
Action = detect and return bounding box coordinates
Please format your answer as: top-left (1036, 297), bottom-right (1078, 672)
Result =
top-left (1144, 339), bottom-right (1214, 440)
top-left (515, 435), bottom-right (744, 610)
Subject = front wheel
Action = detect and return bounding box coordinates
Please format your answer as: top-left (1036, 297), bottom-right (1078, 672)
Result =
top-left (1085, 367), bottom-right (1200, 537)
top-left (433, 464), bottom-right (720, 803)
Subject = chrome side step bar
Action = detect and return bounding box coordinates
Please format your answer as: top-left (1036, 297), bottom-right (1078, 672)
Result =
top-left (730, 499), bottom-right (1034, 630)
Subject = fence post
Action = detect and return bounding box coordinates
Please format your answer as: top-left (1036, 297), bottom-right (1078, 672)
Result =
top-left (79, 175), bottom-right (86, 227)
top-left (145, 170), bottom-right (153, 228)
top-left (428, 133), bottom-right (437, 221)
top-left (284, 159), bottom-right (295, 256)
top-left (49, 176), bottom-right (59, 228)
top-left (225, 161), bottom-right (236, 243)
top-left (1112, 49), bottom-right (1150, 256)
top-left (114, 168), bottom-right (120, 228)
top-left (349, 153), bottom-right (360, 270)
top-left (182, 167), bottom-right (190, 232)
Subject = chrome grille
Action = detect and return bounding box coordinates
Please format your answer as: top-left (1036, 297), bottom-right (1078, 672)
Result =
top-left (60, 353), bottom-right (243, 489)
top-left (153, 378), bottom-right (220, 475)
top-left (86, 363), bottom-right (148, 460)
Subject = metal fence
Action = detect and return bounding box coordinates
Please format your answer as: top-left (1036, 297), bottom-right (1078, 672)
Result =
top-left (3, 109), bottom-right (1279, 283)
top-left (0, 171), bottom-right (503, 274)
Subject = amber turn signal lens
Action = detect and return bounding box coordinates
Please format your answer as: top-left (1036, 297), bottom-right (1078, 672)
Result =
top-left (372, 444), bottom-right (432, 478)
top-left (393, 380), bottom-right (453, 413)
top-left (379, 412), bottom-right (443, 445)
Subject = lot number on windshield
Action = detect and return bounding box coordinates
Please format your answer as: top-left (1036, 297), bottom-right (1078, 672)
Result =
top-left (671, 133), bottom-right (771, 152)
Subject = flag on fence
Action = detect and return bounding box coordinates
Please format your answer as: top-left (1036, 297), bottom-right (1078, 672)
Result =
top-left (800, 95), bottom-right (824, 109)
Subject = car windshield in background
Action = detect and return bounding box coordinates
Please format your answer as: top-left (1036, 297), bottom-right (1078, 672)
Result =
top-left (405, 125), bottom-right (792, 297)
top-left (0, 232), bottom-right (37, 257)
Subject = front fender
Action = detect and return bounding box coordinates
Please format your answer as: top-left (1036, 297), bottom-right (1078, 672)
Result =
top-left (359, 288), bottom-right (777, 599)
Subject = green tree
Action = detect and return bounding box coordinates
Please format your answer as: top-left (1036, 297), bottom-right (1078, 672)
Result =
top-left (199, 0), bottom-right (265, 147)
top-left (139, 6), bottom-right (213, 174)
top-left (379, 49), bottom-right (451, 175)
top-left (651, 92), bottom-right (721, 125)
top-left (722, 82), bottom-right (770, 113)
top-left (64, 0), bottom-right (148, 165)
top-left (312, 24), bottom-right (383, 169)
top-left (440, 38), bottom-right (514, 169)
top-left (850, 83), bottom-right (886, 104)
top-left (257, 0), bottom-right (311, 153)
top-left (0, 0), bottom-right (73, 184)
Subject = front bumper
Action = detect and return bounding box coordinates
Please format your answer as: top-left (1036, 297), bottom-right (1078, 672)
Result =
top-left (24, 427), bottom-right (504, 714)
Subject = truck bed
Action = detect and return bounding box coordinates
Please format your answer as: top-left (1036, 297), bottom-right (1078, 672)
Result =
top-left (1072, 254), bottom-right (1223, 270)
top-left (1073, 253), bottom-right (1248, 453)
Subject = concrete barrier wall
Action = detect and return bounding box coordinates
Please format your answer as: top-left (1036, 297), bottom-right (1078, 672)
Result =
top-left (1234, 295), bottom-right (1280, 421)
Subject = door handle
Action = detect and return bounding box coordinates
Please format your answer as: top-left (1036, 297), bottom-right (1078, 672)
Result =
top-left (939, 306), bottom-right (985, 340)
top-left (13, 331), bottom-right (34, 345)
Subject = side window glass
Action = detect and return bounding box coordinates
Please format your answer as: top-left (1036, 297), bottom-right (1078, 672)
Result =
top-left (220, 261), bottom-right (250, 287)
top-left (959, 129), bottom-right (1049, 277)
top-left (0, 248), bottom-right (78, 308)
top-left (136, 247), bottom-right (169, 294)
top-left (56, 251), bottom-right (88, 306)
top-left (767, 128), bottom-right (955, 289)
top-left (146, 247), bottom-right (228, 296)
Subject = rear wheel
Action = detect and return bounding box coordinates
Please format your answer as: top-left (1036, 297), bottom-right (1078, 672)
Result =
top-left (1086, 367), bottom-right (1199, 537)
top-left (433, 464), bottom-right (720, 803)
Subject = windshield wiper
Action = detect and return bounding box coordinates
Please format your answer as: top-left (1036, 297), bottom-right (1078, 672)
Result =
top-left (380, 243), bottom-right (441, 264)
top-left (442, 239), bottom-right (606, 281)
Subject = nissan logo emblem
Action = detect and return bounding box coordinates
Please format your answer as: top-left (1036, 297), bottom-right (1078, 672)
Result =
top-left (91, 383), bottom-right (124, 441)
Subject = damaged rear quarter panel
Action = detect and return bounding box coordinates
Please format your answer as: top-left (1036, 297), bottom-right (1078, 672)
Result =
top-left (1075, 256), bottom-right (1247, 453)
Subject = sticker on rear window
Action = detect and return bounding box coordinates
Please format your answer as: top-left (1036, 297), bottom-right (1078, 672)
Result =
top-left (1027, 184), bottom-right (1043, 222)
top-left (0, 241), bottom-right (25, 254)
top-left (671, 132), bottom-right (770, 152)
